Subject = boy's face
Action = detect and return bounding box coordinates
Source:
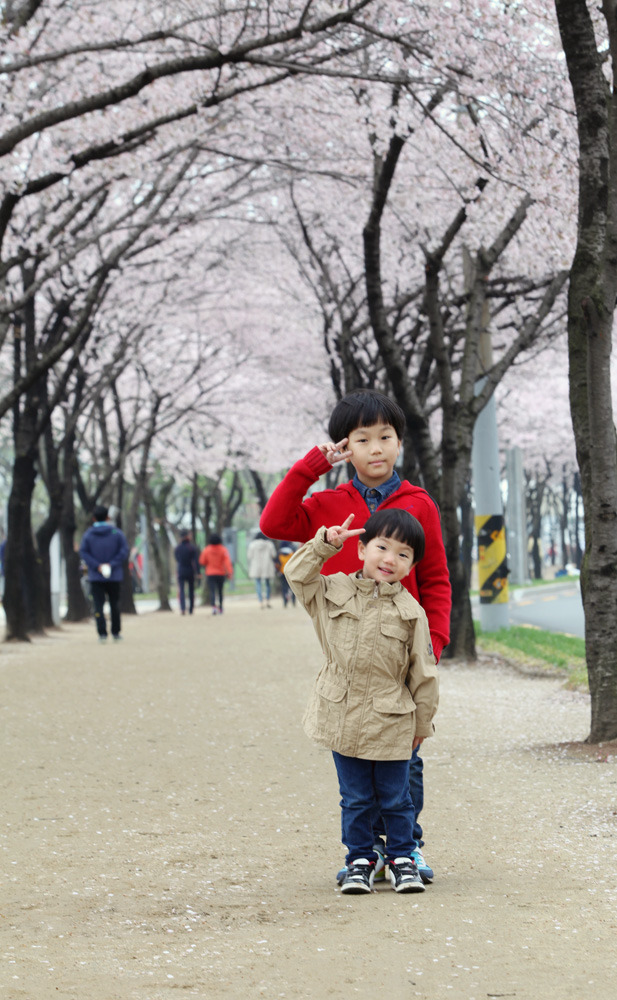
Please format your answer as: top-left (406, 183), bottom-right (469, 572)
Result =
top-left (358, 534), bottom-right (414, 583)
top-left (345, 422), bottom-right (401, 487)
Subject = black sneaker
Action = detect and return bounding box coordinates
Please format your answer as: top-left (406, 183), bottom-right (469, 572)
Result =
top-left (387, 857), bottom-right (425, 893)
top-left (336, 848), bottom-right (385, 886)
top-left (340, 859), bottom-right (375, 894)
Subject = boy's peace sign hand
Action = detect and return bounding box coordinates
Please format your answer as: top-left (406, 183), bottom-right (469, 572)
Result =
top-left (326, 515), bottom-right (365, 550)
top-left (318, 438), bottom-right (352, 466)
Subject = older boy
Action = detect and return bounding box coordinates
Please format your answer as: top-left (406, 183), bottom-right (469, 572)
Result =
top-left (260, 389), bottom-right (451, 881)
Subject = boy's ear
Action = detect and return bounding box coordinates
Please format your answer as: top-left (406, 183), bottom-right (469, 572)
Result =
top-left (357, 538), bottom-right (366, 562)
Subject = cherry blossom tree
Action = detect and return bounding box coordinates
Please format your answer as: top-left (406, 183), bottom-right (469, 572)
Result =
top-left (253, 41), bottom-right (574, 657)
top-left (2, 0), bottom-right (413, 637)
top-left (553, 0), bottom-right (617, 741)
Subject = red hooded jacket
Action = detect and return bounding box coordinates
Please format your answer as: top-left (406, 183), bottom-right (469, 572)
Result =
top-left (260, 447), bottom-right (451, 660)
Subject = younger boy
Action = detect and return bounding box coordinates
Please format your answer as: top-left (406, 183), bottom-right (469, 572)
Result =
top-left (260, 389), bottom-right (451, 880)
top-left (285, 510), bottom-right (439, 894)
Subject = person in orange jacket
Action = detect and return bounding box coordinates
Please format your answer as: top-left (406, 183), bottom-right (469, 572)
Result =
top-left (199, 533), bottom-right (233, 615)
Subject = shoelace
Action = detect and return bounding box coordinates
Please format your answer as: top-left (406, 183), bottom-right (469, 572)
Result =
top-left (390, 860), bottom-right (418, 878)
top-left (346, 862), bottom-right (374, 879)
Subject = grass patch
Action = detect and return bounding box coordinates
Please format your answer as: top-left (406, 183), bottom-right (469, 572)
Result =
top-left (474, 622), bottom-right (588, 691)
top-left (524, 574), bottom-right (580, 588)
top-left (470, 575), bottom-right (580, 597)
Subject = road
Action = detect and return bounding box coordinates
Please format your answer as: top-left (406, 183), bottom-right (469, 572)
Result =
top-left (507, 579), bottom-right (584, 637)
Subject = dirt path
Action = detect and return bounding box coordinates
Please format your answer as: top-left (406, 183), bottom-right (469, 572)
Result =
top-left (1, 597), bottom-right (616, 1000)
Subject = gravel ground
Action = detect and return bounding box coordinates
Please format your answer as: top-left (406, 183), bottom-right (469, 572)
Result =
top-left (1, 596), bottom-right (616, 1000)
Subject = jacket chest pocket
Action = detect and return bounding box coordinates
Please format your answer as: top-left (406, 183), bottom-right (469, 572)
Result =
top-left (380, 620), bottom-right (410, 656)
top-left (327, 608), bottom-right (359, 648)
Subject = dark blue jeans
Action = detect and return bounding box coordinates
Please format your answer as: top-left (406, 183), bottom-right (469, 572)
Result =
top-left (332, 752), bottom-right (415, 865)
top-left (207, 574), bottom-right (226, 610)
top-left (373, 747), bottom-right (424, 848)
top-left (178, 575), bottom-right (195, 613)
top-left (90, 580), bottom-right (121, 637)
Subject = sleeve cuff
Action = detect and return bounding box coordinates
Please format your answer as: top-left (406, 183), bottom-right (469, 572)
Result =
top-left (303, 446), bottom-right (332, 478)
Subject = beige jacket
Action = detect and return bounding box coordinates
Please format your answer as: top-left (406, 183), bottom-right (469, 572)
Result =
top-left (285, 528), bottom-right (439, 761)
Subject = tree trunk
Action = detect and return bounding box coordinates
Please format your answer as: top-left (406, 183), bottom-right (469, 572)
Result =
top-left (556, 0), bottom-right (617, 741)
top-left (144, 493), bottom-right (171, 612)
top-left (573, 471), bottom-right (584, 570)
top-left (60, 469), bottom-right (89, 623)
top-left (35, 510), bottom-right (59, 629)
top-left (191, 473), bottom-right (199, 541)
top-left (62, 517), bottom-right (91, 622)
top-left (4, 452), bottom-right (46, 639)
top-left (439, 418), bottom-right (475, 659)
top-left (248, 469), bottom-right (269, 512)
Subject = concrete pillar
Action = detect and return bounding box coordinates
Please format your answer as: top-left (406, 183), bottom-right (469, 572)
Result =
top-left (50, 532), bottom-right (62, 626)
top-left (505, 446), bottom-right (529, 585)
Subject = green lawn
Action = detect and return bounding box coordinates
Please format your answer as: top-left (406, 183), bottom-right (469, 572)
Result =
top-left (474, 622), bottom-right (588, 691)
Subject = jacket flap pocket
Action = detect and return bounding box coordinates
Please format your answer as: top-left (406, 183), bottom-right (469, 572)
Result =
top-left (316, 676), bottom-right (347, 702)
top-left (328, 607), bottom-right (359, 620)
top-left (380, 621), bottom-right (409, 642)
top-left (373, 690), bottom-right (415, 714)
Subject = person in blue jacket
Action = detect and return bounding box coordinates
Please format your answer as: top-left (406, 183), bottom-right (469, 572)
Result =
top-left (174, 530), bottom-right (201, 615)
top-left (80, 505), bottom-right (129, 642)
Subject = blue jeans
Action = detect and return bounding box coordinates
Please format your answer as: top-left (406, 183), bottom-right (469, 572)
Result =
top-left (373, 747), bottom-right (424, 848)
top-left (332, 752), bottom-right (415, 865)
top-left (254, 578), bottom-right (271, 603)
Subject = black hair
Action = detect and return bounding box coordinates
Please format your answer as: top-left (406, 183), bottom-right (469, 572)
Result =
top-left (209, 533), bottom-right (222, 545)
top-left (361, 509), bottom-right (425, 564)
top-left (93, 504), bottom-right (108, 522)
top-left (327, 389), bottom-right (406, 442)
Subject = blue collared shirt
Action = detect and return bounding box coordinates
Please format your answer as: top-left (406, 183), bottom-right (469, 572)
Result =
top-left (353, 470), bottom-right (402, 514)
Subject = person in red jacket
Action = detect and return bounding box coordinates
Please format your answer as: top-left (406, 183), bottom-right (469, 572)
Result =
top-left (199, 533), bottom-right (233, 615)
top-left (260, 388), bottom-right (452, 884)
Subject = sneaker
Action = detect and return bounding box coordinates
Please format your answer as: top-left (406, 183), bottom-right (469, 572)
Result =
top-left (112, 634), bottom-right (123, 641)
top-left (340, 859), bottom-right (375, 894)
top-left (98, 635), bottom-right (107, 643)
top-left (336, 844), bottom-right (385, 886)
top-left (387, 857), bottom-right (425, 893)
top-left (410, 848), bottom-right (434, 884)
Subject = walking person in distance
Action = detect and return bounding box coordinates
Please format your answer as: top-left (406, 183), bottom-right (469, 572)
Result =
top-left (80, 505), bottom-right (129, 642)
top-left (174, 530), bottom-right (200, 615)
top-left (247, 531), bottom-right (277, 609)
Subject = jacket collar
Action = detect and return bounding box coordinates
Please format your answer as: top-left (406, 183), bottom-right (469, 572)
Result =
top-left (323, 572), bottom-right (417, 619)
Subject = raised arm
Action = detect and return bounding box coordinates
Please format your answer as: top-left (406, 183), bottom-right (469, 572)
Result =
top-left (259, 443), bottom-right (350, 542)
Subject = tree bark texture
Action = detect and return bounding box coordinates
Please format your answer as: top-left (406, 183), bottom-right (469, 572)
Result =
top-left (144, 491), bottom-right (171, 612)
top-left (363, 134), bottom-right (476, 656)
top-left (4, 452), bottom-right (46, 639)
top-left (556, 0), bottom-right (617, 740)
